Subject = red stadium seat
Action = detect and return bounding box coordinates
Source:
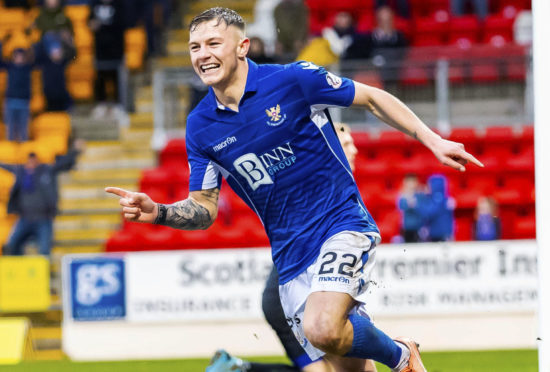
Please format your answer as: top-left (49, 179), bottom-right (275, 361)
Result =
top-left (376, 130), bottom-right (410, 147)
top-left (355, 156), bottom-right (391, 180)
top-left (454, 187), bottom-right (483, 209)
top-left (175, 229), bottom-right (212, 249)
top-left (483, 15), bottom-right (514, 45)
top-left (435, 45), bottom-right (472, 84)
top-left (395, 152), bottom-right (437, 175)
top-left (400, 47), bottom-right (435, 85)
top-left (159, 138), bottom-right (187, 168)
top-left (356, 12), bottom-right (375, 33)
top-left (446, 173), bottom-right (466, 196)
top-left (454, 216), bottom-right (473, 241)
top-left (359, 182), bottom-right (386, 209)
top-left (467, 45), bottom-right (506, 83)
top-left (449, 127), bottom-right (482, 156)
top-left (469, 152), bottom-right (502, 172)
top-left (427, 0), bottom-right (450, 13)
top-left (394, 16), bottom-right (412, 40)
top-left (323, 0), bottom-right (373, 12)
top-left (308, 13), bottom-right (326, 35)
top-left (449, 16), bottom-right (480, 45)
top-left (141, 227), bottom-right (181, 251)
top-left (208, 223), bottom-right (250, 248)
top-left (498, 0), bottom-right (530, 9)
top-left (494, 175), bottom-right (534, 205)
top-left (140, 167), bottom-right (172, 199)
top-left (467, 174), bottom-right (497, 194)
top-left (506, 148), bottom-right (535, 172)
top-left (409, 0), bottom-right (429, 17)
top-left (482, 126), bottom-right (518, 159)
top-left (140, 167), bottom-right (171, 188)
top-left (513, 215), bottom-right (536, 239)
top-left (144, 188), bottom-right (172, 204)
top-left (400, 65), bottom-right (431, 86)
top-left (350, 131), bottom-right (371, 153)
top-left (484, 126), bottom-right (515, 142)
top-left (501, 44), bottom-right (528, 81)
top-left (448, 127), bottom-right (477, 142)
top-left (377, 210), bottom-right (402, 242)
top-left (521, 125), bottom-right (534, 145)
top-left (239, 214), bottom-right (270, 247)
top-left (105, 230), bottom-right (143, 252)
top-left (412, 17), bottom-right (448, 46)
top-left (470, 63), bottom-right (500, 83)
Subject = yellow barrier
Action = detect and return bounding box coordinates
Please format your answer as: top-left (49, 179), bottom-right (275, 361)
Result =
top-left (0, 318), bottom-right (33, 364)
top-left (0, 257), bottom-right (50, 312)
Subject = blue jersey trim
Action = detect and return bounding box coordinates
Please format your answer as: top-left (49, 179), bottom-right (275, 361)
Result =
top-left (293, 353), bottom-right (316, 369)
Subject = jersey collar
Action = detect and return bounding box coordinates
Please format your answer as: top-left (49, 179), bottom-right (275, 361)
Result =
top-left (207, 58), bottom-right (259, 111)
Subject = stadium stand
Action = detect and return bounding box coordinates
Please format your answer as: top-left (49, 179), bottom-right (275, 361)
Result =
top-left (105, 125), bottom-right (535, 251)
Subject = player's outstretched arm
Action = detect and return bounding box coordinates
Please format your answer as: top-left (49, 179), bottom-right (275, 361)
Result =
top-left (352, 81), bottom-right (484, 172)
top-left (105, 187), bottom-right (219, 230)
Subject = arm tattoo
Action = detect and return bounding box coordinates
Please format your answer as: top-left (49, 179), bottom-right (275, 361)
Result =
top-left (154, 203), bottom-right (167, 225)
top-left (157, 189), bottom-right (219, 230)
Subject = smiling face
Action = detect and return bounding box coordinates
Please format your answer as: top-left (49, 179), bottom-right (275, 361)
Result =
top-left (189, 19), bottom-right (249, 90)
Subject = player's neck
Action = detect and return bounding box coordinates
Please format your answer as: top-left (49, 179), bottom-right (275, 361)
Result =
top-left (212, 59), bottom-right (249, 112)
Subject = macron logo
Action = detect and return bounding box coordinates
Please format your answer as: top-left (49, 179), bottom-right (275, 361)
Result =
top-left (213, 136), bottom-right (237, 152)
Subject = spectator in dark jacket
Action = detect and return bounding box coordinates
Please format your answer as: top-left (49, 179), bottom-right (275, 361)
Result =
top-left (88, 0), bottom-right (127, 118)
top-left (34, 0), bottom-right (74, 43)
top-left (132, 0), bottom-right (172, 57)
top-left (1, 140), bottom-right (85, 256)
top-left (345, 6), bottom-right (408, 86)
top-left (0, 41), bottom-right (34, 142)
top-left (368, 6), bottom-right (408, 84)
top-left (37, 33), bottom-right (76, 111)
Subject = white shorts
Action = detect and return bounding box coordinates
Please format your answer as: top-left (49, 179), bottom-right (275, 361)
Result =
top-left (279, 231), bottom-right (378, 361)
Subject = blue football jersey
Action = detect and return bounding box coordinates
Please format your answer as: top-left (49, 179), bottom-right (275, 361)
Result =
top-left (186, 60), bottom-right (380, 284)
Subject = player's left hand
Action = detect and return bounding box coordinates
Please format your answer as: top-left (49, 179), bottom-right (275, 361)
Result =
top-left (430, 138), bottom-right (484, 172)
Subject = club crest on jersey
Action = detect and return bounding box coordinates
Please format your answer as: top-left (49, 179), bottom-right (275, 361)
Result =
top-left (265, 104), bottom-right (286, 126)
top-left (326, 72), bottom-right (342, 89)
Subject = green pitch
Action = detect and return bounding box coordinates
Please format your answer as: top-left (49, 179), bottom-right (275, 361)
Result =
top-left (0, 349), bottom-right (537, 372)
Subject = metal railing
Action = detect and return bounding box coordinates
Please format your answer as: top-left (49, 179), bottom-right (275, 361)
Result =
top-left (152, 44), bottom-right (533, 149)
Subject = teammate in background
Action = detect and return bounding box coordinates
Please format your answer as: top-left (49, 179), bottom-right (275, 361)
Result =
top-left (106, 8), bottom-right (483, 372)
top-left (206, 122), bottom-right (377, 372)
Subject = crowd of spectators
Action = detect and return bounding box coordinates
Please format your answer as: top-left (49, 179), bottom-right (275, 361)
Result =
top-left (0, 0), bottom-right (174, 125)
top-left (244, 0), bottom-right (531, 68)
top-left (396, 173), bottom-right (501, 243)
top-left (0, 0), bottom-right (174, 259)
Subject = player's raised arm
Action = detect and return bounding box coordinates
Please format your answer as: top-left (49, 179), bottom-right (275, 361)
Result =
top-left (352, 81), bottom-right (484, 172)
top-left (105, 187), bottom-right (219, 230)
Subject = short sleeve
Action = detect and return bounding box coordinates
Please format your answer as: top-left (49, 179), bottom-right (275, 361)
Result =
top-left (291, 61), bottom-right (355, 108)
top-left (186, 124), bottom-right (223, 192)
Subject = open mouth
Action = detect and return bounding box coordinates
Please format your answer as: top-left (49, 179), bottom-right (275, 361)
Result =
top-left (200, 63), bottom-right (220, 73)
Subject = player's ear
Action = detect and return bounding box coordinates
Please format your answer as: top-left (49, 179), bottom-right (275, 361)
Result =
top-left (237, 37), bottom-right (250, 58)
